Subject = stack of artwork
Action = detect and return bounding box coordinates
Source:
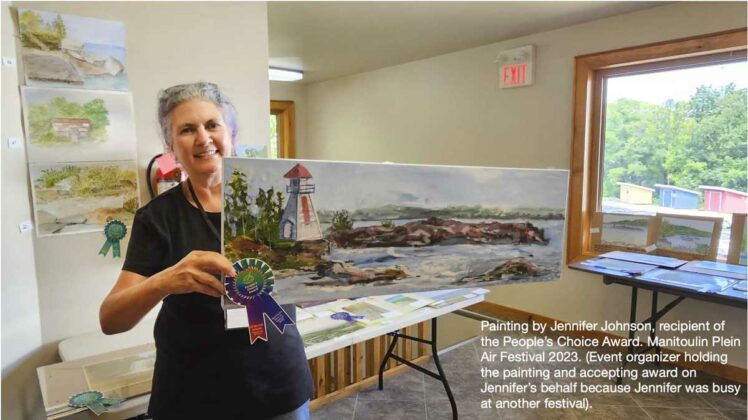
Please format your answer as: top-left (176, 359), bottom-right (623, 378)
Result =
top-left (223, 158), bottom-right (569, 304)
top-left (17, 9), bottom-right (138, 237)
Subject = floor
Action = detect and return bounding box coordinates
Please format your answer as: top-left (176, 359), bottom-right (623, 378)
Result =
top-left (310, 327), bottom-right (747, 420)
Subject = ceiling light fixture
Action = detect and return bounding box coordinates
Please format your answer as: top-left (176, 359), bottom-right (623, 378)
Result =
top-left (269, 67), bottom-right (304, 82)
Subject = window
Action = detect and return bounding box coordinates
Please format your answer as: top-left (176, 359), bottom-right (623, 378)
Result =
top-left (567, 28), bottom-right (747, 264)
top-left (269, 113), bottom-right (279, 158)
top-left (270, 100), bottom-right (296, 158)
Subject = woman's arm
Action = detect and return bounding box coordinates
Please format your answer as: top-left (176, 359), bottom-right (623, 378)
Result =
top-left (99, 270), bottom-right (167, 335)
top-left (99, 250), bottom-right (236, 335)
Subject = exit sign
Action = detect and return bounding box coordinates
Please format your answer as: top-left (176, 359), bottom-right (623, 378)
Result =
top-left (496, 45), bottom-right (534, 89)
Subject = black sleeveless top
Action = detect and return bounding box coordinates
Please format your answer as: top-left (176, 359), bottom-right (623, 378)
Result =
top-left (122, 185), bottom-right (314, 419)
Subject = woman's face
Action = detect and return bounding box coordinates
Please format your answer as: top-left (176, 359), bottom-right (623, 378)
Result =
top-left (169, 99), bottom-right (233, 180)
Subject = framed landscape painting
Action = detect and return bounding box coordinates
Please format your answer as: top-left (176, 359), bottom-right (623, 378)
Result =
top-left (222, 158), bottom-right (568, 304)
top-left (653, 213), bottom-right (722, 260)
top-left (594, 212), bottom-right (653, 252)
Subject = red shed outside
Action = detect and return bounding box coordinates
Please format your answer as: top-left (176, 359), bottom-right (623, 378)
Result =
top-left (700, 186), bottom-right (748, 214)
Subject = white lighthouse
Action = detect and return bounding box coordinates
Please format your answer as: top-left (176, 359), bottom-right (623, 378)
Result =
top-left (279, 163), bottom-right (323, 241)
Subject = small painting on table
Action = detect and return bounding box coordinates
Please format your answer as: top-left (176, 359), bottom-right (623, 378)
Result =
top-left (653, 213), bottom-right (722, 260)
top-left (596, 213), bottom-right (652, 251)
top-left (299, 316), bottom-right (366, 346)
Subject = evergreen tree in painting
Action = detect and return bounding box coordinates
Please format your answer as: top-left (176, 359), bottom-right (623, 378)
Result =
top-left (225, 168), bottom-right (253, 239)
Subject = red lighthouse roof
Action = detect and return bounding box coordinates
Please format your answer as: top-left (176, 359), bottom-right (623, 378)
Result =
top-left (283, 163), bottom-right (313, 179)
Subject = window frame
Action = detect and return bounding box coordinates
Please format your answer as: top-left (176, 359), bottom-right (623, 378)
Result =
top-left (567, 28), bottom-right (747, 264)
top-left (270, 100), bottom-right (296, 158)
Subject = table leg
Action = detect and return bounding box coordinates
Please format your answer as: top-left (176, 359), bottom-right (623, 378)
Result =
top-left (376, 318), bottom-right (458, 420)
top-left (618, 286), bottom-right (638, 385)
top-left (378, 330), bottom-right (399, 390)
top-left (430, 318), bottom-right (458, 420)
top-left (650, 291), bottom-right (661, 366)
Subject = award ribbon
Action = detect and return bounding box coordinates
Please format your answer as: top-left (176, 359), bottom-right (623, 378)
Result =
top-left (99, 220), bottom-right (127, 258)
top-left (68, 391), bottom-right (123, 415)
top-left (331, 312), bottom-right (364, 322)
top-left (224, 258), bottom-right (294, 344)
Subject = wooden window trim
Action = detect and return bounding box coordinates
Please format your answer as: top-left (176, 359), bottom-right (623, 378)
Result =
top-left (271, 100), bottom-right (296, 158)
top-left (567, 28), bottom-right (747, 264)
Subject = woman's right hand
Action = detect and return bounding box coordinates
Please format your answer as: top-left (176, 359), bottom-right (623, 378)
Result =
top-left (154, 250), bottom-right (237, 297)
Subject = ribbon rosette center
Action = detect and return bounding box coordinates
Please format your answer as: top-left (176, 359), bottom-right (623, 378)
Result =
top-left (225, 258), bottom-right (294, 344)
top-left (99, 219), bottom-right (127, 258)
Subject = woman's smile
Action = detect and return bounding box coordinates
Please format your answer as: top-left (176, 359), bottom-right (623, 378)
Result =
top-left (169, 99), bottom-right (233, 180)
top-left (194, 148), bottom-right (218, 159)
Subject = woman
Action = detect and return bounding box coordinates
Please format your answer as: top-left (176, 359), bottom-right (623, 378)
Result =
top-left (100, 82), bottom-right (314, 420)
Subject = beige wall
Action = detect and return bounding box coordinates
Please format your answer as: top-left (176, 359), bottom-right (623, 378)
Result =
top-left (303, 1), bottom-right (748, 363)
top-left (270, 81), bottom-right (307, 157)
top-left (1, 2), bottom-right (269, 418)
top-left (1, 5), bottom-right (45, 419)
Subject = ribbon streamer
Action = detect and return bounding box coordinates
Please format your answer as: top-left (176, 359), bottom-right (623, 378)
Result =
top-left (99, 220), bottom-right (127, 258)
top-left (224, 258), bottom-right (294, 344)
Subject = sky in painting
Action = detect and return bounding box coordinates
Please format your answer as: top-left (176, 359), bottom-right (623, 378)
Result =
top-left (22, 8), bottom-right (125, 46)
top-left (225, 158), bottom-right (568, 212)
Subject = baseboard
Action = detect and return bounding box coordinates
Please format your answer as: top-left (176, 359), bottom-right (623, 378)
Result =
top-left (309, 354), bottom-right (431, 411)
top-left (467, 301), bottom-right (747, 384)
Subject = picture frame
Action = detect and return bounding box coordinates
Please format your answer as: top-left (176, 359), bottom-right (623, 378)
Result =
top-left (591, 212), bottom-right (655, 253)
top-left (726, 213), bottom-right (746, 266)
top-left (651, 212), bottom-right (723, 261)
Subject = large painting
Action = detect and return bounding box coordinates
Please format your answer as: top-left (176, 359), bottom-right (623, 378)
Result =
top-left (223, 158), bottom-right (568, 304)
top-left (18, 8), bottom-right (128, 90)
top-left (21, 87), bottom-right (136, 163)
top-left (29, 161), bottom-right (139, 237)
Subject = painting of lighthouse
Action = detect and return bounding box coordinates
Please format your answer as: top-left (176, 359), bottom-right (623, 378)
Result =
top-left (223, 157), bottom-right (568, 305)
top-left (279, 164), bottom-right (323, 241)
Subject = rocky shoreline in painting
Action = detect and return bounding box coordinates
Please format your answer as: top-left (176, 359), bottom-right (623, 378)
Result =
top-left (301, 256), bottom-right (545, 288)
top-left (328, 217), bottom-right (548, 248)
top-left (225, 216), bottom-right (549, 287)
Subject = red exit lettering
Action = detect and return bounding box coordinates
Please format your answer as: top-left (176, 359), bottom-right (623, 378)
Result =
top-left (502, 63), bottom-right (527, 86)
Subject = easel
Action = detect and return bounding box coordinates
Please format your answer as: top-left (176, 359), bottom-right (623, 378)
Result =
top-left (378, 317), bottom-right (458, 420)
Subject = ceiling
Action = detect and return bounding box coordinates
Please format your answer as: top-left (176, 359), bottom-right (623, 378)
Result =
top-left (268, 1), bottom-right (664, 84)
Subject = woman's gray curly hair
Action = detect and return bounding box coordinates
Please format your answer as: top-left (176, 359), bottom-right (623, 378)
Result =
top-left (157, 82), bottom-right (239, 148)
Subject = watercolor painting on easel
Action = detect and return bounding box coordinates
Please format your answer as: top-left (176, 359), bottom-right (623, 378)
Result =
top-left (223, 158), bottom-right (568, 304)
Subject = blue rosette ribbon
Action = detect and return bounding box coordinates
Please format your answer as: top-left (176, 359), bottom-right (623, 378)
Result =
top-left (99, 220), bottom-right (127, 258)
top-left (224, 258), bottom-right (294, 344)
